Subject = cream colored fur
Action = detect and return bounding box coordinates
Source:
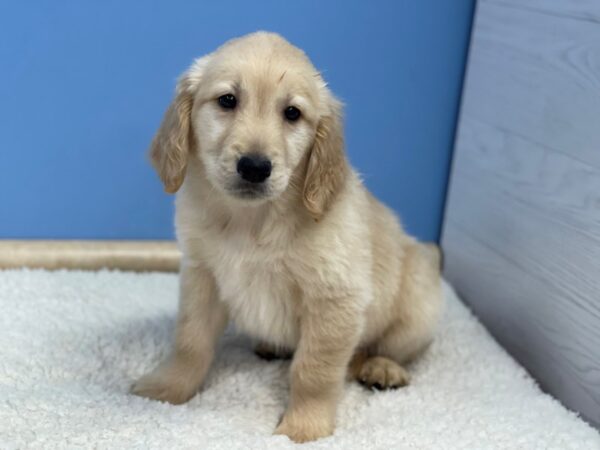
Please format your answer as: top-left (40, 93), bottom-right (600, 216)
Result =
top-left (132, 32), bottom-right (443, 443)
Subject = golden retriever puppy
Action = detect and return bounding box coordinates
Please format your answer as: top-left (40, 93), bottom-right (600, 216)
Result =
top-left (132, 31), bottom-right (443, 443)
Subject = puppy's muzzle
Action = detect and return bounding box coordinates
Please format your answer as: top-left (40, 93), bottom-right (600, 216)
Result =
top-left (237, 154), bottom-right (272, 184)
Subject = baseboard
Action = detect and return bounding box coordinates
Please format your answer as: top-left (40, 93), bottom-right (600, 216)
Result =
top-left (0, 240), bottom-right (180, 272)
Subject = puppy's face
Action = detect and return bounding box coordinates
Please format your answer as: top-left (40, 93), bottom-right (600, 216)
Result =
top-left (192, 46), bottom-right (320, 203)
top-left (150, 32), bottom-right (347, 218)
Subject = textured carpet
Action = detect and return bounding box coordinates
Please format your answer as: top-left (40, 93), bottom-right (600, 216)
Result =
top-left (1, 270), bottom-right (598, 449)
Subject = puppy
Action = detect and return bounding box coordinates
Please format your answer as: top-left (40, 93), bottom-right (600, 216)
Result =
top-left (132, 32), bottom-right (443, 443)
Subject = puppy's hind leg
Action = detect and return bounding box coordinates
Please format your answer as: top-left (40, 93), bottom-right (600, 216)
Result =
top-left (349, 316), bottom-right (435, 390)
top-left (350, 243), bottom-right (443, 390)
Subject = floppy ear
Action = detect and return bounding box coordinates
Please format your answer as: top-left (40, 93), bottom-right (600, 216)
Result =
top-left (149, 57), bottom-right (209, 194)
top-left (303, 95), bottom-right (349, 219)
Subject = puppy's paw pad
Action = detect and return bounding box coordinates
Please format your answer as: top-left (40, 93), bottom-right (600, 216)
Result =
top-left (357, 356), bottom-right (410, 390)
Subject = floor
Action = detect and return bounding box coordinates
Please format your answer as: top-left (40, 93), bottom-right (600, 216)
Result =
top-left (1, 270), bottom-right (598, 449)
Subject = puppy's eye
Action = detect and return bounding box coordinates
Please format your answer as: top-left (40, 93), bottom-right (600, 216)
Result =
top-left (218, 94), bottom-right (237, 109)
top-left (284, 106), bottom-right (301, 122)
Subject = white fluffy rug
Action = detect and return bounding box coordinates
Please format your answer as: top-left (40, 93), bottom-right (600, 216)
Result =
top-left (1, 270), bottom-right (598, 449)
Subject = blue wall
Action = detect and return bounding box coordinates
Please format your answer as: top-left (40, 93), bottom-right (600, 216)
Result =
top-left (0, 1), bottom-right (474, 242)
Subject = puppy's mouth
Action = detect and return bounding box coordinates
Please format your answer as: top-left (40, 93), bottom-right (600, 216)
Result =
top-left (227, 181), bottom-right (270, 200)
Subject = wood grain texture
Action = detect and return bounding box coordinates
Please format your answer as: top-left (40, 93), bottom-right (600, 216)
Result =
top-left (483, 0), bottom-right (600, 23)
top-left (461, 1), bottom-right (600, 169)
top-left (442, 0), bottom-right (600, 427)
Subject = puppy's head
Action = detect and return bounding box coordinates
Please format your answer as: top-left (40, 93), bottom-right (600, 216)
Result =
top-left (150, 32), bottom-right (347, 219)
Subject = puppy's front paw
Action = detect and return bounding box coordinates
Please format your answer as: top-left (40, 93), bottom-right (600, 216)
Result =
top-left (274, 412), bottom-right (334, 443)
top-left (131, 362), bottom-right (200, 405)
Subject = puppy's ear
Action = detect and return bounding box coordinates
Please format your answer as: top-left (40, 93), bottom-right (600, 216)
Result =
top-left (149, 56), bottom-right (210, 194)
top-left (303, 94), bottom-right (348, 219)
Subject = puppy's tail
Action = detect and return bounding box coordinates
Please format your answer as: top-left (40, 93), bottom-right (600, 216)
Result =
top-left (420, 242), bottom-right (444, 272)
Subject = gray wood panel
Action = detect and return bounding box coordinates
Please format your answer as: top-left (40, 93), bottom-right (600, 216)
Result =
top-left (484, 0), bottom-right (600, 23)
top-left (442, 0), bottom-right (600, 427)
top-left (461, 1), bottom-right (600, 169)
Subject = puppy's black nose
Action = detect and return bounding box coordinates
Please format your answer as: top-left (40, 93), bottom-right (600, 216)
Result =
top-left (237, 154), bottom-right (272, 183)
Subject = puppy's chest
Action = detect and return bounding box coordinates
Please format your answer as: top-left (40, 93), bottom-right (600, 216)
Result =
top-left (207, 232), bottom-right (300, 347)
